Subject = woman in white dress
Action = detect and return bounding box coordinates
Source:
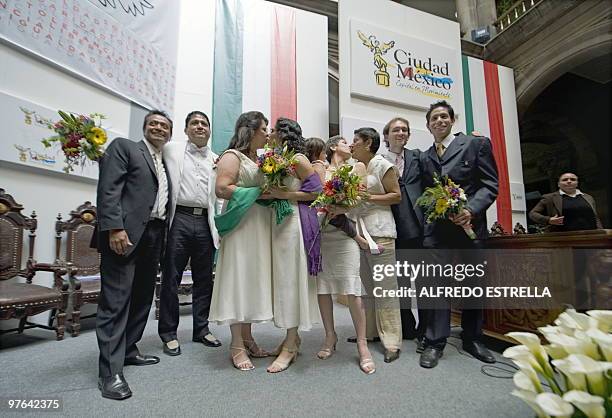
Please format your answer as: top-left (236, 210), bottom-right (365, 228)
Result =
top-left (350, 127), bottom-right (403, 364)
top-left (266, 118), bottom-right (320, 373)
top-left (209, 111), bottom-right (274, 371)
top-left (308, 135), bottom-right (375, 374)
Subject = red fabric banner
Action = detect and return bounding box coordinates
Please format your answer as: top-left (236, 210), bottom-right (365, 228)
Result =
top-left (270, 6), bottom-right (297, 126)
top-left (484, 61), bottom-right (513, 232)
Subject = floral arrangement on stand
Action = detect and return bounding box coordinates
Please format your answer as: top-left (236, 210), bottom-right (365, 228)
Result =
top-left (415, 173), bottom-right (476, 239)
top-left (256, 144), bottom-right (298, 191)
top-left (504, 309), bottom-right (612, 418)
top-left (41, 110), bottom-right (107, 173)
top-left (310, 164), bottom-right (368, 227)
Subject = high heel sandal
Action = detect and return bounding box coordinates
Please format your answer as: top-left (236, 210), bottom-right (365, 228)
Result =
top-left (230, 346), bottom-right (255, 371)
top-left (356, 338), bottom-right (376, 375)
top-left (244, 339), bottom-right (271, 358)
top-left (316, 333), bottom-right (338, 360)
top-left (267, 345), bottom-right (299, 373)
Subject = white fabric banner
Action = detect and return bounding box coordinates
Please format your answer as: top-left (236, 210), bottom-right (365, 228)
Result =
top-left (0, 0), bottom-right (180, 110)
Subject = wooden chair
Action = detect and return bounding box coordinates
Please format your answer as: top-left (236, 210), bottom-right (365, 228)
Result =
top-left (54, 201), bottom-right (100, 337)
top-left (0, 188), bottom-right (70, 340)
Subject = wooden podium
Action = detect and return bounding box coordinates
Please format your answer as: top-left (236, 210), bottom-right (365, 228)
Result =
top-left (471, 229), bottom-right (612, 341)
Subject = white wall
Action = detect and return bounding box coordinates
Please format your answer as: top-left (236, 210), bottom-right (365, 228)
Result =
top-left (0, 42), bottom-right (131, 328)
top-left (338, 0), bottom-right (466, 141)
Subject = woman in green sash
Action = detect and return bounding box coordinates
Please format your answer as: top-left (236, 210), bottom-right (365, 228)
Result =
top-left (209, 111), bottom-right (274, 371)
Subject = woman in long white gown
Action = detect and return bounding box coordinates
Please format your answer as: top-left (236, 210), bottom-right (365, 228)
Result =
top-left (266, 117), bottom-right (320, 373)
top-left (209, 111), bottom-right (274, 371)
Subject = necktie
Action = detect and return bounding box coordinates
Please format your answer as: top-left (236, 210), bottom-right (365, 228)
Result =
top-left (153, 153), bottom-right (168, 218)
top-left (436, 143), bottom-right (445, 158)
top-left (395, 153), bottom-right (404, 175)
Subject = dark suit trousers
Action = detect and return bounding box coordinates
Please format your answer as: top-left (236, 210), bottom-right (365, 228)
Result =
top-left (396, 238), bottom-right (427, 340)
top-left (96, 219), bottom-right (165, 378)
top-left (158, 210), bottom-right (214, 342)
top-left (423, 228), bottom-right (483, 350)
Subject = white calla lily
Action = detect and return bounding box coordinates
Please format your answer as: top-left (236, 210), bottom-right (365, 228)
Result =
top-left (563, 390), bottom-right (605, 418)
top-left (546, 332), bottom-right (600, 360)
top-left (564, 309), bottom-right (598, 331)
top-left (535, 393), bottom-right (574, 417)
top-left (512, 390), bottom-right (548, 418)
top-left (507, 332), bottom-right (554, 378)
top-left (586, 310), bottom-right (612, 333)
top-left (539, 325), bottom-right (562, 340)
top-left (551, 358), bottom-right (587, 391)
top-left (513, 370), bottom-right (542, 393)
top-left (585, 328), bottom-right (612, 361)
top-left (544, 344), bottom-right (569, 360)
top-left (565, 354), bottom-right (611, 397)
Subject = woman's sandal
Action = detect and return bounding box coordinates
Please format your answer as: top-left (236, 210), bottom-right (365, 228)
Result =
top-left (359, 357), bottom-right (376, 375)
top-left (267, 345), bottom-right (299, 373)
top-left (230, 346), bottom-right (255, 371)
top-left (244, 339), bottom-right (271, 358)
top-left (356, 338), bottom-right (376, 375)
top-left (316, 333), bottom-right (338, 360)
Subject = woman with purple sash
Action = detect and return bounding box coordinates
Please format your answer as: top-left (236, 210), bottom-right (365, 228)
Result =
top-left (265, 117), bottom-right (322, 373)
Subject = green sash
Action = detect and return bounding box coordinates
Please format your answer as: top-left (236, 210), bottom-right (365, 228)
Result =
top-left (214, 187), bottom-right (293, 236)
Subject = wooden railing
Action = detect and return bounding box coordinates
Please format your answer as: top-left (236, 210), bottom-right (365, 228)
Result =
top-left (493, 0), bottom-right (542, 33)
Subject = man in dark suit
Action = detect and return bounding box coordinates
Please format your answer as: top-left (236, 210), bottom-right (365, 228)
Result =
top-left (419, 101), bottom-right (498, 369)
top-left (95, 110), bottom-right (172, 400)
top-left (383, 117), bottom-right (427, 348)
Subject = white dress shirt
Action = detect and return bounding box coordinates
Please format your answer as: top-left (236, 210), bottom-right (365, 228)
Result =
top-left (144, 139), bottom-right (168, 220)
top-left (559, 189), bottom-right (583, 198)
top-left (176, 142), bottom-right (212, 208)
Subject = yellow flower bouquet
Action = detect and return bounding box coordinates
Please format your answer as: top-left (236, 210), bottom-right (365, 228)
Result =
top-left (255, 144), bottom-right (298, 191)
top-left (41, 110), bottom-right (107, 173)
top-left (415, 173), bottom-right (476, 239)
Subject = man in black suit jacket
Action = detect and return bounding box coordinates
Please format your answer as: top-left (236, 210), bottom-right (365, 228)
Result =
top-left (95, 110), bottom-right (172, 400)
top-left (383, 117), bottom-right (427, 347)
top-left (418, 101), bottom-right (499, 369)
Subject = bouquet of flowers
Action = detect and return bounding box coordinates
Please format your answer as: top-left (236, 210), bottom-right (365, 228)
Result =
top-left (310, 164), bottom-right (368, 226)
top-left (503, 308), bottom-right (611, 418)
top-left (41, 110), bottom-right (107, 173)
top-left (415, 173), bottom-right (476, 239)
top-left (256, 144), bottom-right (298, 191)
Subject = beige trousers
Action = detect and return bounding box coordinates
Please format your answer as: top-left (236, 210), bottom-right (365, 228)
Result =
top-left (359, 237), bottom-right (402, 351)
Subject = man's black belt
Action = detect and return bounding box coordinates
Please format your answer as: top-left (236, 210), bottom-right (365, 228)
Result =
top-left (176, 205), bottom-right (207, 216)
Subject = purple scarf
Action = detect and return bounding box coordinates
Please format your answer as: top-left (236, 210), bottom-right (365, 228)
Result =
top-left (298, 172), bottom-right (323, 276)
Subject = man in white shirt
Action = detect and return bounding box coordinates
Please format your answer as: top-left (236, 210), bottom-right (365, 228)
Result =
top-left (158, 111), bottom-right (221, 356)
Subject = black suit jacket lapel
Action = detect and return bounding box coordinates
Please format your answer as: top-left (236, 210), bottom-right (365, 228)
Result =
top-left (138, 140), bottom-right (158, 181)
top-left (440, 134), bottom-right (466, 164)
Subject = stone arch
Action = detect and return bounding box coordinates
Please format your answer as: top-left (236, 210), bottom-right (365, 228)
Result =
top-left (516, 31), bottom-right (612, 116)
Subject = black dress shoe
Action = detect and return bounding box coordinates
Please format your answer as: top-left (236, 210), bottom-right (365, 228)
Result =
top-left (415, 337), bottom-right (425, 354)
top-left (193, 333), bottom-right (222, 347)
top-left (383, 349), bottom-right (400, 363)
top-left (163, 340), bottom-right (181, 356)
top-left (98, 374), bottom-right (132, 400)
top-left (463, 341), bottom-right (496, 364)
top-left (420, 347), bottom-right (443, 368)
top-left (124, 354), bottom-right (160, 366)
top-left (347, 336), bottom-right (380, 343)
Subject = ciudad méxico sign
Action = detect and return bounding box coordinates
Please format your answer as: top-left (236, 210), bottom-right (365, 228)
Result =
top-left (350, 20), bottom-right (461, 110)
